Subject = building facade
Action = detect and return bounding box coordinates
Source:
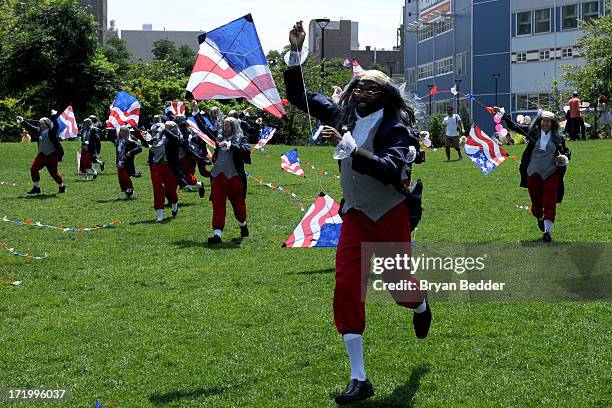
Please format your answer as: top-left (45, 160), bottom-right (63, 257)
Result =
top-left (78, 0), bottom-right (107, 44)
top-left (403, 0), bottom-right (606, 132)
top-left (121, 27), bottom-right (202, 62)
top-left (308, 19), bottom-right (404, 79)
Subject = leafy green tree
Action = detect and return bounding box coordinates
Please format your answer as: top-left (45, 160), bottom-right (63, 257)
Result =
top-left (101, 34), bottom-right (131, 76)
top-left (122, 59), bottom-right (187, 122)
top-left (0, 0), bottom-right (105, 116)
top-left (562, 5), bottom-right (612, 102)
top-left (176, 44), bottom-right (197, 76)
top-left (152, 38), bottom-right (178, 61)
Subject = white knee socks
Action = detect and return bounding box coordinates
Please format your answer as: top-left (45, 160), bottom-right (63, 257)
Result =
top-left (544, 219), bottom-right (554, 233)
top-left (344, 333), bottom-right (366, 381)
top-left (414, 299), bottom-right (427, 314)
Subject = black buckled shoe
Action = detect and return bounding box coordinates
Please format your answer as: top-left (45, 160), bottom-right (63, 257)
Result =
top-left (335, 379), bottom-right (374, 406)
top-left (542, 232), bottom-right (552, 242)
top-left (537, 218), bottom-right (544, 232)
top-left (208, 235), bottom-right (222, 245)
top-left (58, 185), bottom-right (66, 194)
top-left (172, 207), bottom-right (178, 217)
top-left (27, 186), bottom-right (41, 194)
top-left (198, 183), bottom-right (205, 198)
top-left (413, 302), bottom-right (432, 339)
top-left (240, 225), bottom-right (249, 238)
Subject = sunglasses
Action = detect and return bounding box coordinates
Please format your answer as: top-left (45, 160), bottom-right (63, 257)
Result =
top-left (353, 88), bottom-right (382, 97)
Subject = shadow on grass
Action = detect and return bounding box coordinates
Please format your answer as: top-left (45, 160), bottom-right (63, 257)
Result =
top-left (173, 238), bottom-right (243, 250)
top-left (19, 193), bottom-right (58, 200)
top-left (290, 267), bottom-right (335, 275)
top-left (96, 198), bottom-right (129, 203)
top-left (334, 364), bottom-right (430, 408)
top-left (130, 218), bottom-right (175, 225)
top-left (148, 386), bottom-right (226, 405)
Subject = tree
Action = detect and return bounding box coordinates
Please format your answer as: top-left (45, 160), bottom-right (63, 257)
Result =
top-left (562, 6), bottom-right (612, 102)
top-left (101, 35), bottom-right (131, 76)
top-left (0, 0), bottom-right (107, 117)
top-left (152, 38), bottom-right (178, 61)
top-left (122, 59), bottom-right (187, 122)
top-left (176, 44), bottom-right (197, 76)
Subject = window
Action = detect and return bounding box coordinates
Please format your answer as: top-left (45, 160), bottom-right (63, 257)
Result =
top-left (457, 52), bottom-right (467, 76)
top-left (539, 49), bottom-right (550, 61)
top-left (417, 63), bottom-right (433, 80)
top-left (407, 68), bottom-right (416, 87)
top-left (435, 100), bottom-right (451, 114)
top-left (516, 52), bottom-right (527, 63)
top-left (539, 93), bottom-right (551, 109)
top-left (516, 93), bottom-right (551, 111)
top-left (561, 48), bottom-right (573, 59)
top-left (418, 25), bottom-right (434, 42)
top-left (435, 18), bottom-right (452, 35)
top-left (562, 4), bottom-right (578, 30)
top-left (516, 94), bottom-right (529, 110)
top-left (517, 11), bottom-right (532, 35)
top-left (436, 57), bottom-right (453, 75)
top-left (534, 9), bottom-right (551, 33)
top-left (582, 1), bottom-right (599, 21)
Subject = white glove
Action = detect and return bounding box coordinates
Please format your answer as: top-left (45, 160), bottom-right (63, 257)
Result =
top-left (50, 110), bottom-right (57, 116)
top-left (333, 131), bottom-right (357, 160)
top-left (405, 145), bottom-right (417, 164)
top-left (556, 155), bottom-right (569, 166)
top-left (16, 116), bottom-right (24, 124)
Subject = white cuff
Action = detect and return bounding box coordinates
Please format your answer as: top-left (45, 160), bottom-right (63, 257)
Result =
top-left (405, 146), bottom-right (417, 164)
top-left (284, 47), bottom-right (309, 67)
top-left (557, 155), bottom-right (569, 166)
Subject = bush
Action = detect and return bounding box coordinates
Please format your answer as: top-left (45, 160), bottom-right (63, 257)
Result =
top-left (427, 114), bottom-right (445, 148)
top-left (0, 99), bottom-right (31, 142)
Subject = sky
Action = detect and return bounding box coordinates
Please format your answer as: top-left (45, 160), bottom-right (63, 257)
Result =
top-left (107, 0), bottom-right (405, 53)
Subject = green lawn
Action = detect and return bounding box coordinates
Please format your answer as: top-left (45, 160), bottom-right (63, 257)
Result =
top-left (0, 140), bottom-right (611, 407)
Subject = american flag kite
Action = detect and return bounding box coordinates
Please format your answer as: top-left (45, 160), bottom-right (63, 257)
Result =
top-left (281, 149), bottom-right (305, 178)
top-left (166, 101), bottom-right (186, 116)
top-left (252, 126), bottom-right (276, 151)
top-left (56, 105), bottom-right (78, 140)
top-left (464, 125), bottom-right (509, 175)
top-left (106, 90), bottom-right (141, 129)
top-left (186, 14), bottom-right (286, 118)
top-left (284, 193), bottom-right (342, 248)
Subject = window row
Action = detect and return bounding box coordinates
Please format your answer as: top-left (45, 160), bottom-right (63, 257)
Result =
top-left (417, 18), bottom-right (453, 42)
top-left (417, 57), bottom-right (455, 80)
top-left (516, 1), bottom-right (600, 36)
top-left (516, 93), bottom-right (551, 111)
top-left (515, 47), bottom-right (574, 63)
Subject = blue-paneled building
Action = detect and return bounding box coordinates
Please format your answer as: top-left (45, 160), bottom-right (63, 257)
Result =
top-left (403, 0), bottom-right (606, 133)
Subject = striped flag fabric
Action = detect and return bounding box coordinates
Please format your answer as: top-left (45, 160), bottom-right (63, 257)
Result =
top-left (352, 59), bottom-right (365, 77)
top-left (186, 14), bottom-right (286, 119)
top-left (464, 125), bottom-right (509, 175)
top-left (186, 116), bottom-right (216, 149)
top-left (106, 90), bottom-right (141, 129)
top-left (284, 193), bottom-right (342, 248)
top-left (56, 105), bottom-right (78, 140)
top-left (166, 101), bottom-right (186, 116)
top-left (281, 149), bottom-right (305, 178)
top-left (252, 126), bottom-right (276, 151)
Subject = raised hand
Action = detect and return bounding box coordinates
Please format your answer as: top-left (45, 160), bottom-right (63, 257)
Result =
top-left (289, 21), bottom-right (305, 52)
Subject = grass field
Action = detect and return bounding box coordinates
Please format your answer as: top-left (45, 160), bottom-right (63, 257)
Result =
top-left (1, 139), bottom-right (611, 407)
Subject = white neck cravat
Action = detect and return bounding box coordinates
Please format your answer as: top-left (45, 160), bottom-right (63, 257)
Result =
top-left (539, 130), bottom-right (551, 151)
